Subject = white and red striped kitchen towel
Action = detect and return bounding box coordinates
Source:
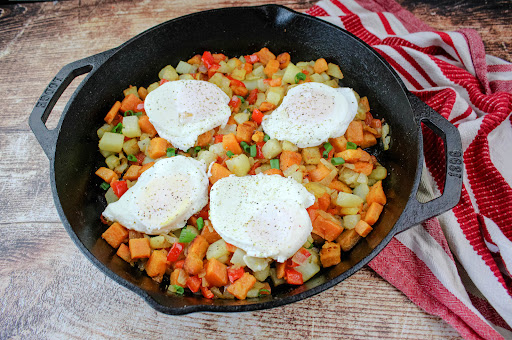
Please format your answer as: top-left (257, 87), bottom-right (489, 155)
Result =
top-left (307, 0), bottom-right (512, 338)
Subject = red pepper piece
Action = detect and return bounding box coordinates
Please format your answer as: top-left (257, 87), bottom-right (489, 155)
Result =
top-left (228, 96), bottom-right (241, 110)
top-left (136, 102), bottom-right (145, 112)
top-left (365, 112), bottom-right (373, 126)
top-left (248, 162), bottom-right (262, 175)
top-left (227, 266), bottom-right (245, 283)
top-left (291, 248), bottom-right (311, 266)
top-left (111, 180), bottom-right (128, 198)
top-left (247, 89), bottom-right (258, 105)
top-left (285, 268), bottom-right (303, 285)
top-left (208, 63), bottom-right (220, 78)
top-left (159, 79), bottom-right (169, 85)
top-left (256, 141), bottom-right (265, 159)
top-left (186, 275), bottom-right (202, 293)
top-left (174, 259), bottom-right (185, 269)
top-left (286, 258), bottom-right (300, 268)
top-left (200, 286), bottom-right (214, 299)
top-left (166, 242), bottom-right (185, 262)
top-left (251, 109), bottom-right (264, 124)
top-left (244, 54), bottom-right (259, 64)
top-left (225, 75), bottom-right (246, 88)
top-left (202, 51), bottom-right (215, 69)
top-left (371, 119), bottom-right (382, 129)
top-left (214, 134), bottom-right (224, 144)
top-left (195, 205), bottom-right (209, 220)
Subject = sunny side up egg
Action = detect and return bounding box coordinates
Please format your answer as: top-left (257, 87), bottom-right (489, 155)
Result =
top-left (144, 80), bottom-right (231, 151)
top-left (209, 173), bottom-right (316, 263)
top-left (261, 82), bottom-right (358, 148)
top-left (102, 156), bottom-right (209, 235)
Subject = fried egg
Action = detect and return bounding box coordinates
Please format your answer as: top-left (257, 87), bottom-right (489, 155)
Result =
top-left (102, 156), bottom-right (208, 235)
top-left (261, 82), bottom-right (358, 148)
top-left (209, 173), bottom-right (315, 262)
top-left (144, 80), bottom-right (231, 151)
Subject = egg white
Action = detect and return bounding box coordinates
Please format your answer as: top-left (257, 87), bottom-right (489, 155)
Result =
top-left (144, 80), bottom-right (231, 151)
top-left (102, 156), bottom-right (209, 235)
top-left (209, 173), bottom-right (315, 262)
top-left (261, 82), bottom-right (358, 148)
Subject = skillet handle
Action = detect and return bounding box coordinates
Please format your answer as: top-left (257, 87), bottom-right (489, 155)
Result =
top-left (395, 93), bottom-right (463, 232)
top-left (29, 49), bottom-right (117, 160)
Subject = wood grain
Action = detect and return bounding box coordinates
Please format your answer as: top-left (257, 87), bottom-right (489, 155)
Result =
top-left (2, 0), bottom-right (509, 338)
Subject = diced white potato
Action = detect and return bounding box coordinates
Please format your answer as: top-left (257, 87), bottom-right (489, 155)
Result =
top-left (231, 67), bottom-right (246, 81)
top-left (227, 58), bottom-right (240, 71)
top-left (253, 265), bottom-right (270, 282)
top-left (257, 79), bottom-right (270, 92)
top-left (266, 91), bottom-right (282, 106)
top-left (294, 248), bottom-right (320, 282)
top-left (230, 248), bottom-right (247, 267)
top-left (343, 214), bottom-right (361, 229)
top-left (234, 112), bottom-right (250, 124)
top-left (242, 79), bottom-right (259, 90)
top-left (114, 157), bottom-right (128, 174)
top-left (175, 61), bottom-right (197, 74)
top-left (310, 73), bottom-right (324, 83)
top-left (158, 65), bottom-right (179, 81)
top-left (254, 163), bottom-right (271, 174)
top-left (206, 239), bottom-right (229, 264)
top-left (100, 150), bottom-right (113, 158)
top-left (99, 132), bottom-right (124, 153)
top-left (319, 169), bottom-right (338, 187)
top-left (252, 65), bottom-right (265, 78)
top-left (369, 165), bottom-right (388, 180)
top-left (327, 63), bottom-right (344, 79)
top-left (217, 124), bottom-right (237, 135)
top-left (209, 143), bottom-right (227, 157)
top-left (105, 187), bottom-right (118, 204)
top-left (147, 82), bottom-right (160, 93)
top-left (226, 154), bottom-right (251, 176)
top-left (254, 93), bottom-right (266, 107)
top-left (123, 86), bottom-right (138, 98)
top-left (123, 138), bottom-right (140, 156)
top-left (142, 156), bottom-right (155, 165)
top-left (246, 281), bottom-right (267, 299)
top-left (149, 235), bottom-right (172, 249)
top-left (353, 183), bottom-right (370, 201)
top-left (336, 192), bottom-right (364, 208)
top-left (282, 63), bottom-right (302, 84)
top-left (208, 72), bottom-right (224, 87)
top-left (137, 138), bottom-right (150, 153)
top-left (122, 116), bottom-right (141, 138)
top-left (262, 138), bottom-right (282, 159)
top-left (338, 167), bottom-right (360, 187)
top-left (323, 79), bottom-right (339, 88)
top-left (283, 164), bottom-right (300, 177)
top-left (320, 72), bottom-right (330, 81)
top-left (243, 255), bottom-right (270, 272)
top-left (304, 182), bottom-right (329, 199)
top-left (97, 123), bottom-right (113, 139)
top-left (302, 147), bottom-right (321, 165)
top-left (296, 61), bottom-right (310, 68)
top-left (281, 140), bottom-right (298, 152)
top-left (105, 155), bottom-right (120, 170)
top-left (272, 69), bottom-right (285, 79)
top-left (197, 150), bottom-right (217, 167)
top-left (290, 170), bottom-right (304, 183)
top-left (269, 267), bottom-right (286, 286)
top-left (179, 74), bottom-right (194, 80)
top-left (340, 207), bottom-right (359, 215)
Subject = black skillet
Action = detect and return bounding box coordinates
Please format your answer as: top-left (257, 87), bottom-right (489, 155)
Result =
top-left (29, 5), bottom-right (463, 314)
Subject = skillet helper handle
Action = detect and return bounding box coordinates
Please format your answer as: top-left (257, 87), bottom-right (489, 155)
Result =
top-left (29, 49), bottom-right (115, 160)
top-left (397, 93), bottom-right (463, 231)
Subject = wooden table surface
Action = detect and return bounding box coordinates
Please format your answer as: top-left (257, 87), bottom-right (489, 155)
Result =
top-left (1, 0), bottom-right (510, 339)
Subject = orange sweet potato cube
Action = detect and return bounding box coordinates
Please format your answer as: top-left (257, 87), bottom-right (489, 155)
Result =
top-left (129, 238), bottom-right (151, 259)
top-left (102, 222), bottom-right (129, 248)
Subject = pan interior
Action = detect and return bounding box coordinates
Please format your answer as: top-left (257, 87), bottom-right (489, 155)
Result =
top-left (52, 6), bottom-right (418, 311)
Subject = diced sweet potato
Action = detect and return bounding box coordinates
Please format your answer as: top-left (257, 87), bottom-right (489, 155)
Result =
top-left (264, 59), bottom-right (280, 77)
top-left (277, 52), bottom-right (290, 69)
top-left (227, 272), bottom-right (257, 300)
top-left (336, 229), bottom-right (362, 252)
top-left (197, 130), bottom-right (213, 147)
top-left (335, 148), bottom-right (372, 163)
top-left (120, 94), bottom-right (143, 113)
top-left (147, 137), bottom-right (168, 159)
top-left (104, 101), bottom-right (121, 124)
top-left (116, 243), bottom-right (132, 263)
top-left (232, 85), bottom-right (249, 97)
top-left (102, 222), bottom-right (129, 248)
top-left (329, 180), bottom-right (352, 193)
top-left (279, 150), bottom-right (302, 171)
top-left (209, 163), bottom-right (232, 185)
top-left (205, 258), bottom-right (228, 287)
top-left (188, 55), bottom-right (202, 64)
top-left (320, 242), bottom-right (341, 267)
top-left (138, 162), bottom-right (154, 176)
top-left (318, 193), bottom-right (331, 211)
top-left (263, 168), bottom-right (283, 176)
top-left (184, 235), bottom-right (209, 275)
top-left (201, 221), bottom-right (222, 244)
top-left (312, 210), bottom-right (344, 241)
top-left (353, 162), bottom-right (373, 176)
top-left (236, 121), bottom-right (258, 143)
top-left (170, 268), bottom-right (188, 287)
top-left (255, 47), bottom-right (276, 65)
top-left (259, 102), bottom-right (276, 112)
top-left (138, 115), bottom-right (157, 137)
top-left (360, 132), bottom-right (377, 149)
top-left (314, 58), bottom-right (329, 74)
top-left (366, 181), bottom-right (386, 206)
top-left (276, 262), bottom-right (286, 279)
top-left (354, 220), bottom-right (373, 237)
top-left (329, 136), bottom-right (347, 152)
top-left (345, 121), bottom-right (364, 145)
top-left (364, 202), bottom-right (384, 225)
top-left (310, 162), bottom-right (331, 182)
top-left (145, 249), bottom-right (168, 277)
top-left (95, 167), bottom-right (118, 184)
top-left (222, 133), bottom-right (243, 154)
top-left (129, 238), bottom-right (151, 259)
top-left (124, 165), bottom-right (142, 181)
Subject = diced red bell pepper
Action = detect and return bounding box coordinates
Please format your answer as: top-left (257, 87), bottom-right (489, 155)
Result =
top-left (291, 248), bottom-right (311, 266)
top-left (208, 63), bottom-right (220, 78)
top-left (133, 152), bottom-right (145, 165)
top-left (202, 51), bottom-right (216, 69)
top-left (247, 89), bottom-right (258, 105)
top-left (200, 286), bottom-right (214, 299)
top-left (225, 75), bottom-right (246, 88)
top-left (227, 266), bottom-right (245, 283)
top-left (100, 215), bottom-right (109, 225)
top-left (159, 79), bottom-right (169, 85)
top-left (174, 259), bottom-right (185, 269)
top-left (166, 242), bottom-right (185, 262)
top-left (256, 141), bottom-right (265, 159)
top-left (286, 258), bottom-right (300, 268)
top-left (285, 268), bottom-right (304, 285)
top-left (111, 180), bottom-right (128, 198)
top-left (214, 134), bottom-right (224, 144)
top-left (252, 109), bottom-right (264, 124)
top-left (186, 275), bottom-right (202, 293)
top-left (365, 112), bottom-right (373, 126)
top-left (244, 54), bottom-right (259, 64)
top-left (136, 102), bottom-right (145, 112)
top-left (194, 204), bottom-right (209, 220)
top-left (248, 162), bottom-right (262, 175)
top-left (124, 136), bottom-right (131, 142)
top-left (228, 96), bottom-right (241, 110)
top-left (371, 119), bottom-right (382, 129)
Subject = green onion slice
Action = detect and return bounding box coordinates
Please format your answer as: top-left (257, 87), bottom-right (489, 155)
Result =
top-left (178, 226), bottom-right (197, 243)
top-left (194, 146), bottom-right (201, 152)
top-left (226, 151), bottom-right (234, 158)
top-left (258, 289), bottom-right (270, 297)
top-left (111, 123), bottom-right (123, 134)
top-left (250, 144), bottom-right (257, 157)
top-left (323, 142), bottom-right (333, 152)
top-left (237, 95), bottom-right (245, 104)
top-left (127, 154), bottom-right (137, 162)
top-left (346, 142), bottom-right (357, 150)
top-left (240, 141), bottom-right (250, 153)
top-left (169, 285), bottom-right (185, 295)
top-left (295, 72), bottom-right (306, 83)
top-left (197, 217), bottom-right (204, 231)
top-left (263, 134), bottom-right (270, 142)
top-left (331, 157), bottom-right (345, 166)
top-left (123, 110), bottom-right (134, 117)
top-left (134, 112), bottom-right (143, 117)
top-left (166, 148), bottom-right (176, 157)
top-left (270, 159), bottom-right (280, 169)
top-left (100, 182), bottom-right (110, 190)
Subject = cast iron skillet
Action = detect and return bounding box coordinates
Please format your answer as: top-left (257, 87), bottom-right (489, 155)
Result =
top-left (29, 5), bottom-right (463, 314)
